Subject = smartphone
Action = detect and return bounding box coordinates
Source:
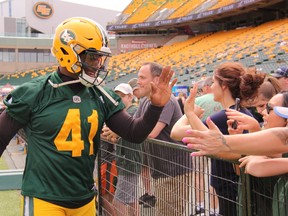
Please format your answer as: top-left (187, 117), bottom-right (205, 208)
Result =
top-left (232, 98), bottom-right (240, 129)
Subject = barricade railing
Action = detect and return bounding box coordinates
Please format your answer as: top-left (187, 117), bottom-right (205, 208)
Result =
top-left (96, 138), bottom-right (288, 216)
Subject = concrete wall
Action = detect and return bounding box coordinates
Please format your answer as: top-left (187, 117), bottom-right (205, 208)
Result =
top-left (25, 0), bottom-right (119, 34)
top-left (0, 0), bottom-right (25, 18)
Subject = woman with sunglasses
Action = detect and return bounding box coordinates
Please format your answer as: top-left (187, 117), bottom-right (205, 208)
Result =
top-left (223, 91), bottom-right (288, 215)
top-left (225, 92), bottom-right (288, 132)
top-left (171, 62), bottom-right (265, 216)
top-left (225, 91), bottom-right (288, 133)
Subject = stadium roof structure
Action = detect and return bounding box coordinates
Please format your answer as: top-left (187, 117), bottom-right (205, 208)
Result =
top-left (107, 0), bottom-right (284, 32)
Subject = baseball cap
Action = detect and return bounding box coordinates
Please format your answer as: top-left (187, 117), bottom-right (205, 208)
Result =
top-left (274, 106), bottom-right (288, 118)
top-left (197, 76), bottom-right (212, 89)
top-left (114, 83), bottom-right (133, 95)
top-left (196, 79), bottom-right (205, 89)
top-left (271, 66), bottom-right (288, 78)
top-left (128, 78), bottom-right (139, 91)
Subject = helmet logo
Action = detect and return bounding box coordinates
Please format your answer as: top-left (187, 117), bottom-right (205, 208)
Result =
top-left (60, 30), bottom-right (76, 45)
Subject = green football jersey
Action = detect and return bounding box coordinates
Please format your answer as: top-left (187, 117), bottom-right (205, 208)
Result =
top-left (4, 71), bottom-right (124, 201)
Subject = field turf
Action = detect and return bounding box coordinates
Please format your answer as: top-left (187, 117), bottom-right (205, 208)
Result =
top-left (0, 156), bottom-right (21, 215)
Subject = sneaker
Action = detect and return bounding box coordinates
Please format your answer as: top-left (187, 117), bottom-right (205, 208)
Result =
top-left (143, 195), bottom-right (156, 208)
top-left (207, 213), bottom-right (219, 216)
top-left (190, 207), bottom-right (205, 216)
top-left (139, 193), bottom-right (156, 208)
top-left (138, 193), bottom-right (150, 204)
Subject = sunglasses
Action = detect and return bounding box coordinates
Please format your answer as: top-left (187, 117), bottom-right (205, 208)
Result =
top-left (266, 103), bottom-right (274, 114)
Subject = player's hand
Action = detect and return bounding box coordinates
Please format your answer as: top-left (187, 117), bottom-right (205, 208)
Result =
top-left (150, 66), bottom-right (177, 107)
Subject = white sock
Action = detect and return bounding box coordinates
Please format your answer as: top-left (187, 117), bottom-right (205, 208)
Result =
top-left (212, 207), bottom-right (219, 214)
top-left (196, 202), bottom-right (204, 210)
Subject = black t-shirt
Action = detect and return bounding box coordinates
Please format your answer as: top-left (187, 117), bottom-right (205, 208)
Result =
top-left (204, 105), bottom-right (252, 195)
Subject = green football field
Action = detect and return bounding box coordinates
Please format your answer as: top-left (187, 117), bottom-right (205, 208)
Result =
top-left (0, 157), bottom-right (21, 216)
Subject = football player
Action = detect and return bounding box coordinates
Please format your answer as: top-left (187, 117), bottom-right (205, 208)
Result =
top-left (0, 17), bottom-right (176, 216)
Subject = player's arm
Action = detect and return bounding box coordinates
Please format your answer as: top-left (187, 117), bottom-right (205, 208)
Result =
top-left (0, 110), bottom-right (23, 156)
top-left (105, 104), bottom-right (163, 144)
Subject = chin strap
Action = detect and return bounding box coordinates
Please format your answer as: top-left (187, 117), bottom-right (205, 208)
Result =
top-left (96, 85), bottom-right (119, 106)
top-left (48, 78), bottom-right (119, 106)
top-left (48, 79), bottom-right (81, 88)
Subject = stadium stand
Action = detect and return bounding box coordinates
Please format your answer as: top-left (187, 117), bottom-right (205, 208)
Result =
top-left (208, 0), bottom-right (236, 11)
top-left (2, 15), bottom-right (288, 89)
top-left (0, 65), bottom-right (57, 85)
top-left (104, 17), bottom-right (288, 88)
top-left (125, 0), bottom-right (167, 24)
top-left (168, 0), bottom-right (206, 19)
top-left (2, 16), bottom-right (288, 88)
top-left (146, 0), bottom-right (187, 21)
top-left (114, 0), bottom-right (143, 24)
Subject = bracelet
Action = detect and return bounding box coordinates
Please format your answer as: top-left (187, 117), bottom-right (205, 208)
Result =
top-left (220, 134), bottom-right (232, 151)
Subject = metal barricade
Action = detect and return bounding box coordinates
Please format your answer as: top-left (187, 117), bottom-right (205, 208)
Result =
top-left (96, 138), bottom-right (288, 216)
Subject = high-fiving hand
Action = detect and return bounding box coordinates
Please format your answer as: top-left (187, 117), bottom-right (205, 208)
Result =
top-left (150, 66), bottom-right (177, 107)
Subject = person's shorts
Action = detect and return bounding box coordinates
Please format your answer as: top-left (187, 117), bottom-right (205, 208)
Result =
top-left (101, 160), bottom-right (117, 195)
top-left (114, 174), bottom-right (140, 204)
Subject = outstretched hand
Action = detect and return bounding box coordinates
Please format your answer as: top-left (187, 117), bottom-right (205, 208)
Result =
top-left (184, 83), bottom-right (198, 116)
top-left (182, 117), bottom-right (230, 156)
top-left (150, 66), bottom-right (177, 107)
top-left (238, 155), bottom-right (269, 175)
top-left (101, 125), bottom-right (119, 144)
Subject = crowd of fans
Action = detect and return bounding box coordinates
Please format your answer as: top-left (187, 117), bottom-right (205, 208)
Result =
top-left (99, 62), bottom-right (288, 216)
